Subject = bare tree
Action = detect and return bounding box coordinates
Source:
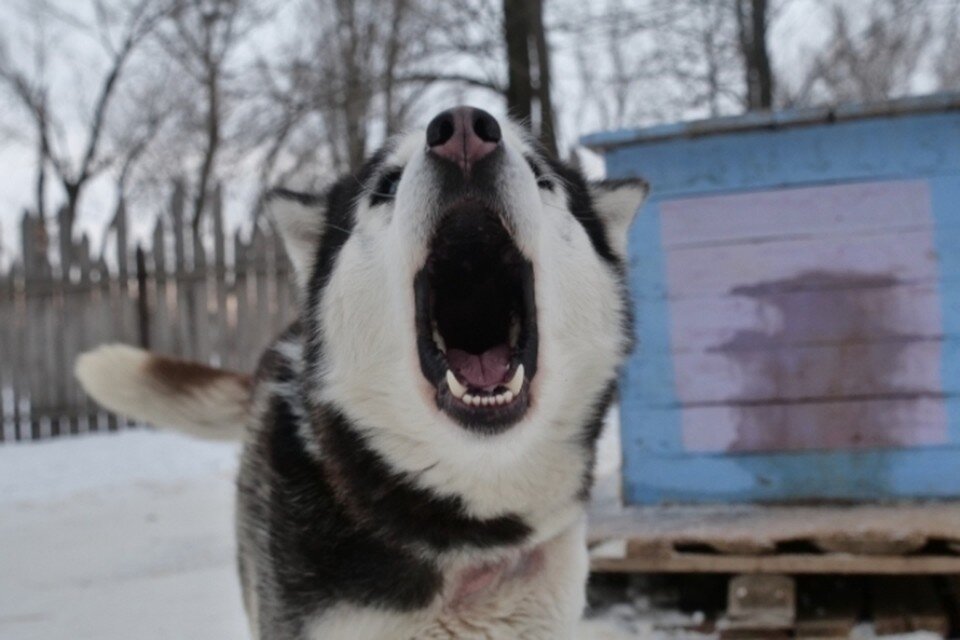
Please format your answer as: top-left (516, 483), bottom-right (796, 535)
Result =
top-left (567, 0), bottom-right (746, 128)
top-left (158, 0), bottom-right (265, 230)
top-left (0, 0), bottom-right (171, 231)
top-left (248, 0), bottom-right (489, 182)
top-left (786, 0), bottom-right (933, 105)
top-left (735, 0), bottom-right (775, 110)
top-left (933, 1), bottom-right (960, 91)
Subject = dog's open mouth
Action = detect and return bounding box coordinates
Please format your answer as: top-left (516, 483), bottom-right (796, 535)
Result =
top-left (415, 201), bottom-right (538, 432)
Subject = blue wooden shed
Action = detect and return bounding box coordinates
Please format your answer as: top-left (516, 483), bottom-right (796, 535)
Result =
top-left (583, 93), bottom-right (960, 506)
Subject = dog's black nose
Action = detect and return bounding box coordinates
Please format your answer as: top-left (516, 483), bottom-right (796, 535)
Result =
top-left (426, 107), bottom-right (501, 174)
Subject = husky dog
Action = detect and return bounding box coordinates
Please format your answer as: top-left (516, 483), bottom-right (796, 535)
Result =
top-left (76, 107), bottom-right (647, 639)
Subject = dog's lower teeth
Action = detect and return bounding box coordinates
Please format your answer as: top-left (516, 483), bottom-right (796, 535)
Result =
top-left (453, 383), bottom-right (518, 408)
top-left (433, 327), bottom-right (446, 353)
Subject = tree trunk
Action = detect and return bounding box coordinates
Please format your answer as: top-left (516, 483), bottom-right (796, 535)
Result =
top-left (503, 0), bottom-right (533, 125)
top-left (530, 0), bottom-right (557, 155)
top-left (192, 67), bottom-right (220, 231)
top-left (36, 124), bottom-right (47, 221)
top-left (62, 181), bottom-right (81, 235)
top-left (503, 0), bottom-right (558, 155)
top-left (383, 0), bottom-right (408, 137)
top-left (736, 0), bottom-right (775, 110)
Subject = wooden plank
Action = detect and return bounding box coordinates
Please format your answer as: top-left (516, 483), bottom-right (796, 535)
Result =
top-left (669, 341), bottom-right (951, 404)
top-left (0, 269), bottom-right (10, 441)
top-left (663, 283), bottom-right (945, 351)
top-left (114, 201), bottom-right (130, 341)
top-left (191, 213), bottom-right (209, 363)
top-left (812, 532), bottom-right (927, 556)
top-left (588, 502), bottom-right (960, 558)
top-left (233, 231), bottom-right (249, 371)
top-left (97, 257), bottom-right (118, 431)
top-left (720, 630), bottom-right (791, 639)
top-left (212, 187), bottom-right (229, 366)
top-left (171, 182), bottom-right (190, 357)
top-left (252, 224), bottom-right (270, 363)
top-left (9, 264), bottom-right (24, 439)
top-left (47, 208), bottom-right (70, 437)
top-left (62, 235), bottom-right (85, 434)
top-left (588, 484), bottom-right (960, 575)
top-left (659, 180), bottom-right (933, 249)
top-left (722, 574), bottom-right (795, 630)
top-left (20, 212), bottom-right (35, 440)
top-left (152, 217), bottom-right (169, 354)
top-left (678, 396), bottom-right (949, 454)
top-left (590, 551), bottom-right (960, 575)
top-left (273, 225), bottom-right (293, 335)
top-left (25, 212), bottom-right (52, 439)
top-left (663, 230), bottom-right (939, 299)
top-left (136, 245), bottom-right (149, 348)
top-left (77, 237), bottom-right (96, 433)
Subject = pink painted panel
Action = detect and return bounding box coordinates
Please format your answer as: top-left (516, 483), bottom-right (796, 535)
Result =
top-left (672, 341), bottom-right (946, 404)
top-left (680, 398), bottom-right (949, 453)
top-left (659, 180), bottom-right (948, 453)
top-left (664, 229), bottom-right (939, 298)
top-left (665, 283), bottom-right (944, 352)
top-left (660, 180), bottom-right (932, 248)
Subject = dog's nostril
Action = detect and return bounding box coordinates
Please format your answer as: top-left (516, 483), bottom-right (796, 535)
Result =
top-left (472, 110), bottom-right (501, 144)
top-left (426, 112), bottom-right (456, 148)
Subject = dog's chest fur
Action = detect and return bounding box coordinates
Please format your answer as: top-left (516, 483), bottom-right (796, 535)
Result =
top-left (305, 522), bottom-right (588, 640)
top-left (235, 329), bottom-right (591, 639)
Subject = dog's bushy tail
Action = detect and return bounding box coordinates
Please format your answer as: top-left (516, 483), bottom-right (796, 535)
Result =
top-left (75, 344), bottom-right (251, 441)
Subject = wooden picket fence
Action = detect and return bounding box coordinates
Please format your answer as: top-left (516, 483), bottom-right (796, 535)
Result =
top-left (0, 184), bottom-right (296, 442)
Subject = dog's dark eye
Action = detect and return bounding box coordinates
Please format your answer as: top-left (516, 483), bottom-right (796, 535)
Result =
top-left (371, 169), bottom-right (403, 206)
top-left (526, 158), bottom-right (554, 191)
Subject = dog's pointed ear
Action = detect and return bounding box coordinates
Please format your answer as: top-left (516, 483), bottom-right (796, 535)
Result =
top-left (589, 178), bottom-right (649, 257)
top-left (265, 188), bottom-right (326, 288)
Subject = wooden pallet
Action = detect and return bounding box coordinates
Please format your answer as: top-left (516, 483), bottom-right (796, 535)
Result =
top-left (588, 575), bottom-right (957, 639)
top-left (588, 501), bottom-right (960, 574)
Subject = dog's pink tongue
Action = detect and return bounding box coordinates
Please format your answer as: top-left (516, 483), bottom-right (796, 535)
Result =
top-left (447, 345), bottom-right (511, 390)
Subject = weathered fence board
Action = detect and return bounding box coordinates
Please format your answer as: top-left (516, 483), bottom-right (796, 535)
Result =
top-left (0, 185), bottom-right (297, 442)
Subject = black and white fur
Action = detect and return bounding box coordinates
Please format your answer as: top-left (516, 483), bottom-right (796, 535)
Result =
top-left (76, 109), bottom-right (647, 639)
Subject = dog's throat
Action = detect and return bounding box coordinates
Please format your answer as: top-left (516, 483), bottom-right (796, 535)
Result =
top-left (447, 546), bottom-right (545, 610)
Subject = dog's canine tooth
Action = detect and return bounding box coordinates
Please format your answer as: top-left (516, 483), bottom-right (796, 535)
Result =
top-left (506, 365), bottom-right (524, 395)
top-left (433, 327), bottom-right (446, 353)
top-left (446, 370), bottom-right (467, 399)
top-left (503, 390), bottom-right (515, 403)
top-left (509, 317), bottom-right (521, 347)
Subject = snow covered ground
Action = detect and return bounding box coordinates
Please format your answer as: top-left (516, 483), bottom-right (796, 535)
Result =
top-left (0, 430), bottom-right (248, 640)
top-left (0, 428), bottom-right (946, 640)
